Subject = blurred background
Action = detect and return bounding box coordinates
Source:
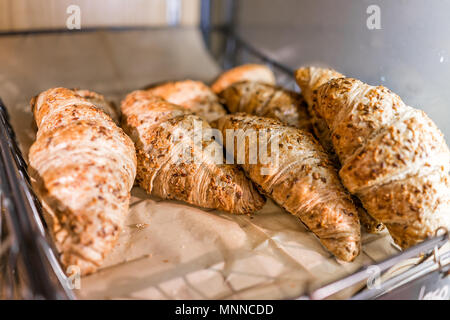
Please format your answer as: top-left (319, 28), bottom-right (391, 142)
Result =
top-left (0, 0), bottom-right (449, 139)
top-left (0, 0), bottom-right (200, 30)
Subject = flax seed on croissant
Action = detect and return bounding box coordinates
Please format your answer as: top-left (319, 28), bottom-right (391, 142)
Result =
top-left (295, 67), bottom-right (344, 156)
top-left (314, 77), bottom-right (450, 248)
top-left (295, 67), bottom-right (385, 234)
top-left (146, 80), bottom-right (226, 122)
top-left (214, 114), bottom-right (361, 261)
top-left (211, 64), bottom-right (276, 94)
top-left (219, 81), bottom-right (312, 132)
top-left (120, 90), bottom-right (265, 214)
top-left (29, 88), bottom-right (137, 275)
top-left (74, 89), bottom-right (119, 123)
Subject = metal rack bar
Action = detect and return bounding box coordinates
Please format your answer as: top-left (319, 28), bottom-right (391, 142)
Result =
top-left (352, 248), bottom-right (450, 300)
top-left (309, 230), bottom-right (449, 300)
top-left (0, 98), bottom-right (74, 300)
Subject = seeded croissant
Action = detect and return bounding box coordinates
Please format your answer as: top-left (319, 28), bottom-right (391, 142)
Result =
top-left (74, 89), bottom-right (119, 123)
top-left (215, 114), bottom-right (361, 261)
top-left (29, 88), bottom-right (137, 275)
top-left (314, 77), bottom-right (450, 248)
top-left (295, 67), bottom-right (344, 156)
top-left (219, 80), bottom-right (312, 132)
top-left (296, 67), bottom-right (385, 234)
top-left (121, 90), bottom-right (265, 214)
top-left (211, 64), bottom-right (276, 94)
top-left (146, 80), bottom-right (226, 122)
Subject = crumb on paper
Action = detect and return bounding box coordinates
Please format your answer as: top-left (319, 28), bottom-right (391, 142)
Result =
top-left (128, 223), bottom-right (149, 230)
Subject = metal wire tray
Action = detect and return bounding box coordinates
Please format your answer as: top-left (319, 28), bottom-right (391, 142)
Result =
top-left (0, 21), bottom-right (448, 299)
top-left (0, 99), bottom-right (74, 299)
top-left (200, 22), bottom-right (450, 300)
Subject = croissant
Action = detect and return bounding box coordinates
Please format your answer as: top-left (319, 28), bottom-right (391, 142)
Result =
top-left (219, 80), bottom-right (312, 132)
top-left (121, 90), bottom-right (265, 214)
top-left (146, 80), bottom-right (226, 122)
top-left (295, 67), bottom-right (344, 156)
top-left (314, 77), bottom-right (450, 248)
top-left (74, 89), bottom-right (120, 123)
top-left (29, 88), bottom-right (137, 275)
top-left (211, 64), bottom-right (276, 94)
top-left (295, 67), bottom-right (384, 234)
top-left (214, 114), bottom-right (361, 261)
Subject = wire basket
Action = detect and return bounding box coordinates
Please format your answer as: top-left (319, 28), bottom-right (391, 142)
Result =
top-left (199, 2), bottom-right (450, 298)
top-left (0, 15), bottom-right (448, 298)
top-left (0, 99), bottom-right (74, 299)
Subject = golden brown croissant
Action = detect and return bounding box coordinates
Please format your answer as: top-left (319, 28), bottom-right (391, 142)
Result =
top-left (295, 67), bottom-right (384, 234)
top-left (74, 89), bottom-right (119, 123)
top-left (219, 80), bottom-right (312, 132)
top-left (211, 64), bottom-right (276, 94)
top-left (314, 77), bottom-right (450, 248)
top-left (146, 80), bottom-right (226, 122)
top-left (121, 90), bottom-right (265, 214)
top-left (214, 114), bottom-right (361, 261)
top-left (29, 88), bottom-right (137, 275)
top-left (295, 67), bottom-right (344, 156)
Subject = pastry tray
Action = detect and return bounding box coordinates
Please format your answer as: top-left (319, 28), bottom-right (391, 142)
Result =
top-left (0, 27), bottom-right (448, 300)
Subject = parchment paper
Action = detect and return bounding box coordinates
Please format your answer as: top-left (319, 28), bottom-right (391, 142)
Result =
top-left (0, 28), bottom-right (400, 299)
top-left (77, 191), bottom-right (398, 300)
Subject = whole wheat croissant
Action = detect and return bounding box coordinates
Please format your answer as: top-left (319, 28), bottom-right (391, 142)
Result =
top-left (295, 67), bottom-right (344, 156)
top-left (121, 90), bottom-right (265, 214)
top-left (296, 67), bottom-right (384, 234)
top-left (29, 88), bottom-right (137, 275)
top-left (215, 114), bottom-right (361, 261)
top-left (211, 64), bottom-right (276, 94)
top-left (74, 89), bottom-right (120, 123)
top-left (146, 80), bottom-right (226, 122)
top-left (314, 77), bottom-right (450, 248)
top-left (219, 81), bottom-right (312, 132)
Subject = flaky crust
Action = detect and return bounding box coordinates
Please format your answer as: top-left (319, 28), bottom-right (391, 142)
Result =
top-left (315, 77), bottom-right (450, 248)
top-left (295, 67), bottom-right (384, 234)
top-left (211, 64), bottom-right (276, 94)
top-left (74, 89), bottom-right (119, 123)
top-left (121, 91), bottom-right (265, 214)
top-left (214, 114), bottom-right (361, 261)
top-left (295, 67), bottom-right (344, 156)
top-left (146, 80), bottom-right (226, 122)
top-left (29, 88), bottom-right (137, 275)
top-left (219, 81), bottom-right (312, 132)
